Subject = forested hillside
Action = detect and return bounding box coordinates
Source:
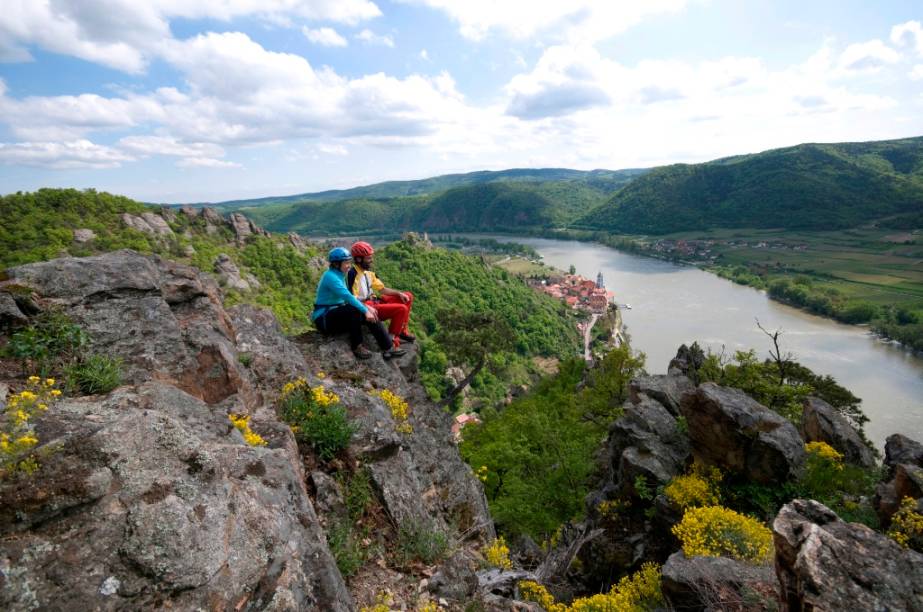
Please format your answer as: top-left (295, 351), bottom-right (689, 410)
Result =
top-left (0, 188), bottom-right (581, 405)
top-left (579, 137), bottom-right (923, 233)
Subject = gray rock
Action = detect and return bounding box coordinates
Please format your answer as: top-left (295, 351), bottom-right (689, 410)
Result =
top-left (661, 551), bottom-right (778, 612)
top-left (801, 396), bottom-right (876, 467)
top-left (120, 212), bottom-right (153, 234)
top-left (429, 550), bottom-right (479, 601)
top-left (0, 382), bottom-right (8, 408)
top-left (228, 304), bottom-right (308, 395)
top-left (668, 342), bottom-right (706, 379)
top-left (140, 212), bottom-right (173, 236)
top-left (72, 228), bottom-right (96, 243)
top-left (6, 250), bottom-right (257, 408)
top-left (311, 471), bottom-right (346, 518)
top-left (0, 382), bottom-right (352, 611)
top-left (201, 207), bottom-right (223, 225)
top-left (0, 292), bottom-right (27, 329)
top-left (478, 568), bottom-right (537, 598)
top-left (214, 253), bottom-right (252, 291)
top-left (288, 232), bottom-right (307, 251)
top-left (610, 395), bottom-right (690, 497)
top-left (885, 434), bottom-right (923, 472)
top-left (773, 499), bottom-right (923, 611)
top-left (160, 206), bottom-right (177, 223)
top-left (629, 374), bottom-right (694, 417)
top-left (680, 383), bottom-right (805, 484)
top-left (229, 212), bottom-right (254, 243)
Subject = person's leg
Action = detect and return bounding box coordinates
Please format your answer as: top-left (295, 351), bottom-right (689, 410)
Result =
top-left (320, 305), bottom-right (364, 349)
top-left (378, 292), bottom-right (414, 338)
top-left (373, 301), bottom-right (409, 346)
top-left (363, 319), bottom-right (393, 351)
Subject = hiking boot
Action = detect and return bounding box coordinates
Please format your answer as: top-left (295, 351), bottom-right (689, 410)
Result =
top-left (382, 348), bottom-right (407, 360)
top-left (398, 332), bottom-right (416, 343)
top-left (353, 345), bottom-right (373, 360)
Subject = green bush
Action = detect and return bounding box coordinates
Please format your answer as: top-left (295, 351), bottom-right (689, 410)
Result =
top-left (395, 520), bottom-right (451, 567)
top-left (278, 380), bottom-right (355, 461)
top-left (3, 311), bottom-right (87, 376)
top-left (64, 354), bottom-right (123, 395)
top-left (326, 520), bottom-right (369, 577)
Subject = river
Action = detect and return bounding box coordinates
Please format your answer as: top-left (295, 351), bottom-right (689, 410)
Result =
top-left (476, 235), bottom-right (923, 450)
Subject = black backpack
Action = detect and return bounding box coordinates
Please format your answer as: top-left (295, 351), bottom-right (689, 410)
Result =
top-left (347, 266), bottom-right (358, 294)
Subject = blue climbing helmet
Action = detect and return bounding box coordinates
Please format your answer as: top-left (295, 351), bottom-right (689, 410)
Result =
top-left (328, 247), bottom-right (353, 263)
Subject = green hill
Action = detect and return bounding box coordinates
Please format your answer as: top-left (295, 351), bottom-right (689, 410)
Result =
top-left (578, 137), bottom-right (923, 234)
top-left (244, 173), bottom-right (645, 235)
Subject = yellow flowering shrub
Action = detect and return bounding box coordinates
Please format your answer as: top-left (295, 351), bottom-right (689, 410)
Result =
top-left (672, 506), bottom-right (773, 564)
top-left (2, 376), bottom-right (60, 477)
top-left (476, 464), bottom-right (488, 482)
top-left (888, 496), bottom-right (923, 551)
top-left (278, 377), bottom-right (354, 461)
top-left (519, 563), bottom-right (663, 611)
top-left (416, 601), bottom-right (443, 612)
top-left (229, 414), bottom-right (267, 447)
top-left (597, 498), bottom-right (631, 521)
top-left (485, 536), bottom-right (512, 569)
top-left (664, 463), bottom-right (722, 510)
top-left (360, 591), bottom-right (393, 612)
top-left (373, 389), bottom-right (412, 434)
top-left (805, 441), bottom-right (843, 466)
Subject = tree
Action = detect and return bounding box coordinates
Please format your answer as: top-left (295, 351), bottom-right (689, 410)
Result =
top-left (569, 264), bottom-right (576, 275)
top-left (435, 308), bottom-right (514, 407)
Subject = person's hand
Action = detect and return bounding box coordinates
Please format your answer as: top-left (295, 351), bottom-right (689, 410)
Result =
top-left (364, 307), bottom-right (378, 322)
top-left (398, 292), bottom-right (410, 304)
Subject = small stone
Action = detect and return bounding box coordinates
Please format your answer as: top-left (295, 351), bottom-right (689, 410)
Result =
top-left (99, 576), bottom-right (120, 596)
top-left (73, 228), bottom-right (96, 243)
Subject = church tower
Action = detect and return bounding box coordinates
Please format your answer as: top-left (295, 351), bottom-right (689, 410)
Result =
top-left (596, 271), bottom-right (604, 289)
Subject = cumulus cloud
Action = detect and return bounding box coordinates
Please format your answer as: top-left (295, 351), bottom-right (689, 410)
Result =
top-left (0, 140), bottom-right (134, 169)
top-left (837, 39), bottom-right (900, 73)
top-left (303, 26), bottom-right (348, 47)
top-left (910, 65), bottom-right (923, 81)
top-left (402, 0), bottom-right (685, 42)
top-left (891, 20), bottom-right (923, 55)
top-left (119, 135), bottom-right (225, 158)
top-left (0, 0), bottom-right (380, 73)
top-left (355, 29), bottom-right (394, 47)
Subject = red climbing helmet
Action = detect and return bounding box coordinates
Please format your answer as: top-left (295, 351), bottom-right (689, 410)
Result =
top-left (350, 241), bottom-right (375, 258)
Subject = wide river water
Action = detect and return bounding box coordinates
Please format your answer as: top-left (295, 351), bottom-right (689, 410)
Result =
top-left (475, 235), bottom-right (923, 449)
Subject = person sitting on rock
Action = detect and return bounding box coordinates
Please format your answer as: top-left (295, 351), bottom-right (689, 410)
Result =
top-left (348, 241), bottom-right (416, 348)
top-left (312, 247), bottom-right (406, 360)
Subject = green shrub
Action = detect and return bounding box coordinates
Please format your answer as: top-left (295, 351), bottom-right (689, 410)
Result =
top-left (278, 379), bottom-right (355, 461)
top-left (64, 354), bottom-right (123, 395)
top-left (4, 311), bottom-right (87, 375)
top-left (326, 520), bottom-right (369, 577)
top-left (395, 520), bottom-right (451, 566)
top-left (339, 467), bottom-right (375, 521)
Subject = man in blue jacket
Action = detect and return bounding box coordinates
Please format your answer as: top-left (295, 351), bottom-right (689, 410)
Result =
top-left (312, 247), bottom-right (405, 360)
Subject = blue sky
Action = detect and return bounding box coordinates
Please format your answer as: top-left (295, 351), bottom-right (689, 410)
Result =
top-left (1, 0), bottom-right (922, 202)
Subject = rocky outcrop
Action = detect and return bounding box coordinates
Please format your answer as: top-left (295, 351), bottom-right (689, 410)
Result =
top-left (72, 228), bottom-right (96, 243)
top-left (428, 550), bottom-right (480, 602)
top-left (0, 291), bottom-right (27, 329)
top-left (773, 499), bottom-right (923, 611)
top-left (628, 374), bottom-right (694, 417)
top-left (875, 434), bottom-right (923, 527)
top-left (661, 551), bottom-right (778, 611)
top-left (800, 396), bottom-right (875, 467)
top-left (680, 383), bottom-right (805, 484)
top-left (296, 332), bottom-right (494, 541)
top-left (0, 382), bottom-right (351, 611)
top-left (3, 250), bottom-right (258, 408)
top-left (229, 213), bottom-right (269, 244)
top-left (668, 342), bottom-right (706, 380)
top-left (121, 212), bottom-right (173, 237)
top-left (214, 253), bottom-right (259, 292)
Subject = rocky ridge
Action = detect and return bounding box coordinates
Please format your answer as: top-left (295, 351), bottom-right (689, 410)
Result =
top-left (0, 249), bottom-right (492, 611)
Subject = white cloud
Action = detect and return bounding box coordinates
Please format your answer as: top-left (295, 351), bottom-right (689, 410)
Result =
top-left (176, 157), bottom-right (242, 168)
top-left (910, 65), bottom-right (923, 81)
top-left (837, 39), bottom-right (900, 73)
top-left (0, 0), bottom-right (380, 73)
top-left (317, 143), bottom-right (349, 155)
top-left (891, 20), bottom-right (923, 56)
top-left (401, 0), bottom-right (685, 42)
top-left (356, 29), bottom-right (394, 47)
top-left (0, 140), bottom-right (134, 169)
top-left (119, 135), bottom-right (225, 158)
top-left (302, 26), bottom-right (348, 47)
top-left (420, 48), bottom-right (430, 61)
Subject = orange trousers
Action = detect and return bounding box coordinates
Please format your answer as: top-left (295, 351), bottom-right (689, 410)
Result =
top-left (365, 291), bottom-right (414, 346)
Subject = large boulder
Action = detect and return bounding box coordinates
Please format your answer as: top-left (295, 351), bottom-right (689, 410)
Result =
top-left (628, 374), bottom-right (694, 417)
top-left (3, 250), bottom-right (258, 409)
top-left (773, 499), bottom-right (923, 611)
top-left (800, 396), bottom-right (875, 467)
top-left (214, 253), bottom-right (254, 291)
top-left (875, 434), bottom-right (923, 527)
top-left (680, 383), bottom-right (805, 484)
top-left (661, 551), bottom-right (778, 611)
top-left (668, 342), bottom-right (706, 380)
top-left (0, 291), bottom-right (27, 329)
top-left (0, 382), bottom-right (351, 611)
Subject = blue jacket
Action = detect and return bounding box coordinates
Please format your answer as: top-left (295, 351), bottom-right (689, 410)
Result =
top-left (312, 268), bottom-right (368, 321)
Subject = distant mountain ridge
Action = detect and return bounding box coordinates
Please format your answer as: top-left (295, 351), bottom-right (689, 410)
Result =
top-left (578, 137), bottom-right (923, 233)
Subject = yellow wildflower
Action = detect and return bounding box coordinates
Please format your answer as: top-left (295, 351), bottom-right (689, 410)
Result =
top-left (316, 371), bottom-right (326, 379)
top-left (520, 563), bottom-right (663, 611)
top-left (229, 414), bottom-right (267, 447)
top-left (485, 537), bottom-right (512, 570)
top-left (672, 506), bottom-right (773, 564)
top-left (373, 389), bottom-right (411, 435)
top-left (44, 378), bottom-right (55, 386)
top-left (19, 391), bottom-right (37, 402)
top-left (51, 390), bottom-right (62, 397)
top-left (888, 496), bottom-right (923, 549)
top-left (28, 376), bottom-right (40, 384)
